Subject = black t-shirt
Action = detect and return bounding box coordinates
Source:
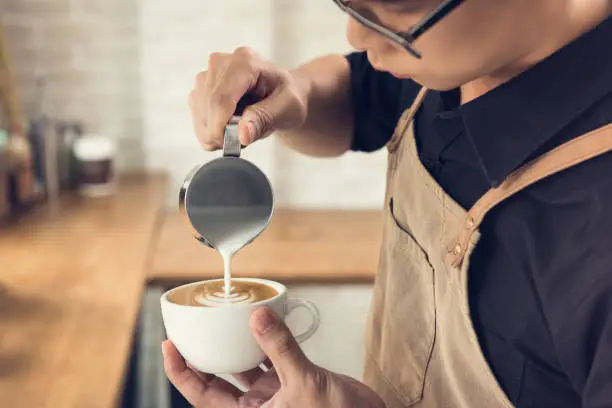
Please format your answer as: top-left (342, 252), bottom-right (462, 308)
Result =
top-left (348, 16), bottom-right (612, 408)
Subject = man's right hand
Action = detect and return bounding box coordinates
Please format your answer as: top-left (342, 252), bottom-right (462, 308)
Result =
top-left (190, 47), bottom-right (309, 151)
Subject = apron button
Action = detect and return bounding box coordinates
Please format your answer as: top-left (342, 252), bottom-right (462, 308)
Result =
top-left (448, 242), bottom-right (463, 255)
top-left (450, 242), bottom-right (462, 255)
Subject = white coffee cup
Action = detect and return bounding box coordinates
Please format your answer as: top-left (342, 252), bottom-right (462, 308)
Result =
top-left (160, 278), bottom-right (320, 374)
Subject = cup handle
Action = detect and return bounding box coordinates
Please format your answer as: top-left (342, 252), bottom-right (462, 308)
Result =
top-left (285, 298), bottom-right (320, 344)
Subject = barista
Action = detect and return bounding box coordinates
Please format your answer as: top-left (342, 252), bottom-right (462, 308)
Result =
top-left (163, 1), bottom-right (612, 407)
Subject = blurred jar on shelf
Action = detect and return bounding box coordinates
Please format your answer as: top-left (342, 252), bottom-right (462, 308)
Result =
top-left (73, 134), bottom-right (116, 197)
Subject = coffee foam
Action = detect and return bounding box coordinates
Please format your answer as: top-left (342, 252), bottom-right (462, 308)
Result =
top-left (195, 284), bottom-right (258, 306)
top-left (168, 280), bottom-right (279, 307)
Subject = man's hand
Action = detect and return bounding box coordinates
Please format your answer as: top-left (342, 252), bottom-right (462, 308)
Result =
top-left (162, 307), bottom-right (386, 408)
top-left (190, 47), bottom-right (308, 151)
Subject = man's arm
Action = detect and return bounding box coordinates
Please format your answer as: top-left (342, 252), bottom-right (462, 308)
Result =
top-left (278, 52), bottom-right (413, 157)
top-left (277, 55), bottom-right (354, 157)
top-left (194, 50), bottom-right (412, 157)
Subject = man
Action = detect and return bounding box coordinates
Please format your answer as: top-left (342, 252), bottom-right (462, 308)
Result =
top-left (162, 0), bottom-right (612, 406)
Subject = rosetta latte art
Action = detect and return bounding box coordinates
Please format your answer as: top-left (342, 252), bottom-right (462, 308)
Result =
top-left (195, 285), bottom-right (257, 306)
top-left (168, 280), bottom-right (279, 307)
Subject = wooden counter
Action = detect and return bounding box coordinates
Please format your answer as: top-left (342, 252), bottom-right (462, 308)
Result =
top-left (0, 174), bottom-right (167, 408)
top-left (150, 210), bottom-right (383, 285)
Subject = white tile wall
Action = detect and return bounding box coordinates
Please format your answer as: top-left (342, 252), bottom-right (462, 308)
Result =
top-left (1, 0), bottom-right (144, 170)
top-left (2, 0), bottom-right (388, 209)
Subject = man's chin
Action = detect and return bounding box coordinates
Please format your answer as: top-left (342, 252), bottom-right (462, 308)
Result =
top-left (370, 64), bottom-right (414, 80)
top-left (366, 53), bottom-right (393, 73)
top-left (369, 61), bottom-right (388, 72)
top-left (389, 70), bottom-right (413, 80)
top-left (389, 72), bottom-right (463, 91)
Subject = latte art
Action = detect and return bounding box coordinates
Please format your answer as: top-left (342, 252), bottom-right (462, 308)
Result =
top-left (168, 280), bottom-right (279, 307)
top-left (196, 285), bottom-right (257, 306)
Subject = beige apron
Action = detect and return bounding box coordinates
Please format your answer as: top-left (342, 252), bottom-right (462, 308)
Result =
top-left (364, 88), bottom-right (612, 408)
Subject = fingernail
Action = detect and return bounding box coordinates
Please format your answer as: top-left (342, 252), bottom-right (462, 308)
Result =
top-left (254, 308), bottom-right (277, 334)
top-left (161, 342), bottom-right (167, 357)
top-left (246, 120), bottom-right (256, 143)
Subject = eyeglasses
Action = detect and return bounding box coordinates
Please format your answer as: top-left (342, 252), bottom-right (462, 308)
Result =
top-left (332, 0), bottom-right (465, 59)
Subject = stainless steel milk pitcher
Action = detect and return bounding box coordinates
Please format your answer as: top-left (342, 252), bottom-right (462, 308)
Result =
top-left (179, 116), bottom-right (274, 249)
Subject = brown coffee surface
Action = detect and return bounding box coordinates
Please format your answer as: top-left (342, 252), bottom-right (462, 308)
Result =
top-left (168, 280), bottom-right (278, 307)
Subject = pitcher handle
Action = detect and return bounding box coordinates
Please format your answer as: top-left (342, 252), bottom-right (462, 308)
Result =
top-left (223, 115), bottom-right (242, 158)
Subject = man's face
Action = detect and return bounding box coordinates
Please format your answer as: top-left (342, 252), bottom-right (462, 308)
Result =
top-left (345, 0), bottom-right (537, 89)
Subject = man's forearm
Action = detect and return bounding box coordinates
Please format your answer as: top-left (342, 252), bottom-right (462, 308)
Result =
top-left (277, 54), bottom-right (354, 157)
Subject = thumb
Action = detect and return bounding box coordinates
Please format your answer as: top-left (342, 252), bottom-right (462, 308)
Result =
top-left (239, 87), bottom-right (300, 145)
top-left (250, 306), bottom-right (313, 384)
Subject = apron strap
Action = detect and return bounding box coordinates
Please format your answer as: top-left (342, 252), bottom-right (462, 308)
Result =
top-left (449, 122), bottom-right (612, 267)
top-left (387, 87), bottom-right (428, 153)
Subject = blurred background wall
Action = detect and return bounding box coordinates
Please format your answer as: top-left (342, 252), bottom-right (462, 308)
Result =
top-left (0, 0), bottom-right (144, 170)
top-left (1, 0), bottom-right (387, 209)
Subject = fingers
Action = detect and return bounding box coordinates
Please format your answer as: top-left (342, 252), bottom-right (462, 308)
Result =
top-left (162, 340), bottom-right (241, 407)
top-left (190, 48), bottom-right (260, 151)
top-left (232, 358), bottom-right (272, 388)
top-left (187, 361), bottom-right (215, 383)
top-left (250, 307), bottom-right (313, 385)
top-left (190, 47), bottom-right (306, 152)
top-left (190, 88), bottom-right (217, 151)
top-left (239, 370), bottom-right (281, 407)
top-left (240, 86), bottom-right (300, 144)
top-left (191, 51), bottom-right (233, 151)
top-left (207, 49), bottom-right (260, 147)
top-left (233, 366), bottom-right (266, 389)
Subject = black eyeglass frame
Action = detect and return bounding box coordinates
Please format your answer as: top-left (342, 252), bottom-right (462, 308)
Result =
top-left (333, 0), bottom-right (465, 59)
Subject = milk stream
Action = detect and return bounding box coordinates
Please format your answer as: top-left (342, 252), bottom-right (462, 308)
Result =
top-left (222, 252), bottom-right (232, 295)
top-left (190, 206), bottom-right (270, 302)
